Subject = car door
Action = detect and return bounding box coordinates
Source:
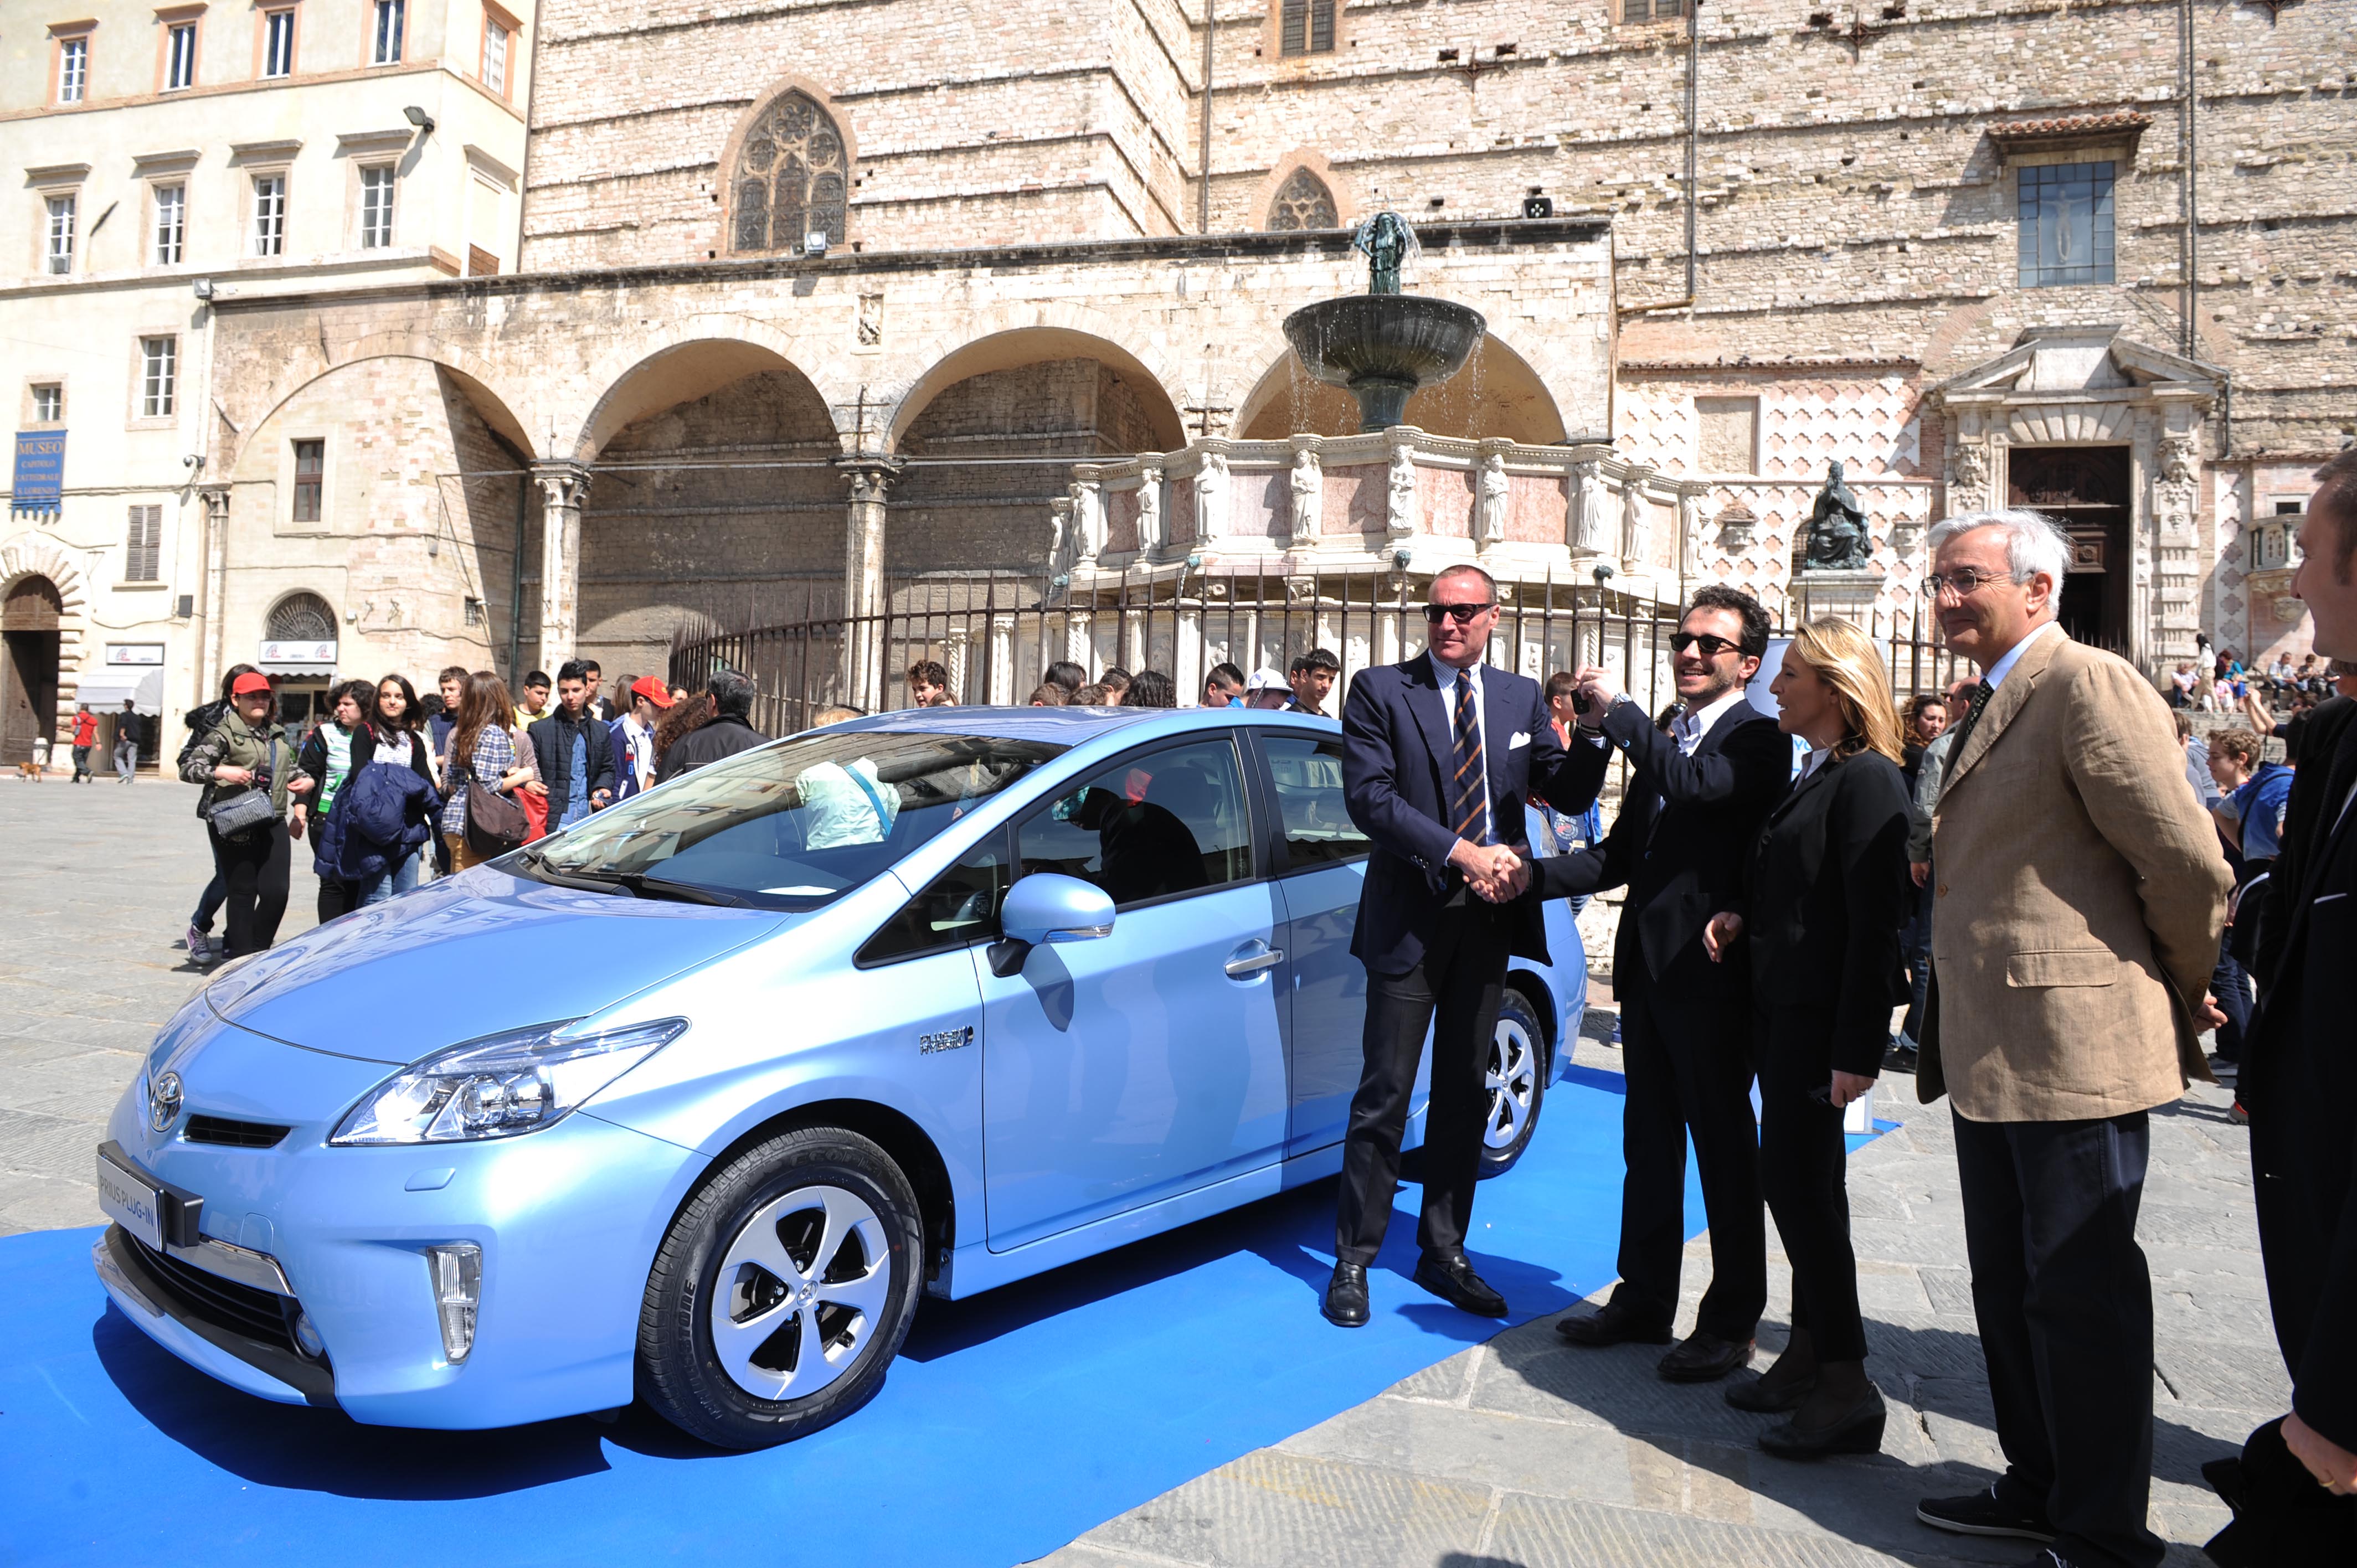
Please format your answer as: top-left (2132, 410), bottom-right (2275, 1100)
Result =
top-left (979, 733), bottom-right (1289, 1251)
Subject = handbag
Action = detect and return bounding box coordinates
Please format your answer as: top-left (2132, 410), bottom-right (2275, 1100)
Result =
top-left (463, 749), bottom-right (529, 857)
top-left (519, 782), bottom-right (549, 844)
top-left (203, 733), bottom-right (281, 839)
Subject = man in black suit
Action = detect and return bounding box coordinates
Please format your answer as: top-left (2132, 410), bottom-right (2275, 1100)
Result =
top-left (2232, 450), bottom-right (2357, 1533)
top-left (1543, 585), bottom-right (1793, 1382)
top-left (1325, 564), bottom-right (1592, 1327)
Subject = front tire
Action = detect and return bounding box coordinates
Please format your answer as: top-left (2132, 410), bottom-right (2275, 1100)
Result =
top-left (638, 1126), bottom-right (923, 1449)
top-left (1478, 987), bottom-right (1547, 1178)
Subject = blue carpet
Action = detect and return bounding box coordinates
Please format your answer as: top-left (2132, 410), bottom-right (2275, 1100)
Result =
top-left (0, 1071), bottom-right (1714, 1568)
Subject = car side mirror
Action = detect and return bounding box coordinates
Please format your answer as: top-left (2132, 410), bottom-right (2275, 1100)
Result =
top-left (988, 873), bottom-right (1115, 977)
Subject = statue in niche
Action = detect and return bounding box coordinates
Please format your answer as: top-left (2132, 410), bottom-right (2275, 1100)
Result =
top-left (1068, 478), bottom-right (1104, 564)
top-left (1386, 441), bottom-right (1418, 538)
top-left (1136, 465), bottom-right (1162, 552)
top-left (1801, 459), bottom-right (1873, 571)
top-left (1622, 476), bottom-right (1651, 563)
top-left (1474, 452), bottom-right (1509, 550)
top-left (1570, 460), bottom-right (1607, 553)
top-left (1288, 447), bottom-right (1321, 540)
top-left (1195, 450), bottom-right (1227, 542)
top-left (1354, 211), bottom-right (1416, 296)
top-left (1047, 497), bottom-right (1077, 577)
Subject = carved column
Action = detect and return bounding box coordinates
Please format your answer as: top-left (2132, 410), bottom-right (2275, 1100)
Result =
top-left (532, 463), bottom-right (591, 677)
top-left (837, 454), bottom-right (904, 713)
top-left (197, 483), bottom-right (231, 702)
top-left (2149, 401), bottom-right (2205, 668)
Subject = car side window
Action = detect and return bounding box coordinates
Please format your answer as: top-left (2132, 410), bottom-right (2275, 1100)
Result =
top-left (1262, 733), bottom-right (1368, 870)
top-left (1018, 736), bottom-right (1253, 908)
top-left (857, 831), bottom-right (1009, 967)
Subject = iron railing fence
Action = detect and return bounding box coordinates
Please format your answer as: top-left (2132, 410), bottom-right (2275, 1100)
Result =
top-left (670, 566), bottom-right (1977, 740)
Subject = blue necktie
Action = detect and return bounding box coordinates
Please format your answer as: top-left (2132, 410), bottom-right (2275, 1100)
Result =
top-left (1450, 669), bottom-right (1491, 846)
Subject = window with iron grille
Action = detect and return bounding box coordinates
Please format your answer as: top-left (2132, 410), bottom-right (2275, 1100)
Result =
top-left (2018, 162), bottom-right (2114, 287)
top-left (154, 184), bottom-right (186, 265)
top-left (292, 440), bottom-right (324, 522)
top-left (372, 0), bottom-right (405, 65)
top-left (1267, 168), bottom-right (1338, 230)
top-left (140, 337), bottom-right (177, 418)
top-left (165, 22), bottom-right (197, 90)
top-left (45, 194), bottom-right (76, 274)
top-left (1279, 0), bottom-right (1336, 55)
top-left (58, 37), bottom-right (89, 102)
top-left (125, 506), bottom-right (163, 582)
top-left (263, 9), bottom-right (295, 77)
top-left (359, 166), bottom-right (395, 248)
top-left (729, 90), bottom-right (849, 255)
top-left (267, 592), bottom-right (336, 641)
top-left (251, 174), bottom-right (286, 256)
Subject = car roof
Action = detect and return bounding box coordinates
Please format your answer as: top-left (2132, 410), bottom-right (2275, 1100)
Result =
top-left (818, 704), bottom-right (1336, 745)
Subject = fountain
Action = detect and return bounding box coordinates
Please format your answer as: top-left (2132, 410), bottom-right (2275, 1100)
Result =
top-left (1281, 212), bottom-right (1488, 434)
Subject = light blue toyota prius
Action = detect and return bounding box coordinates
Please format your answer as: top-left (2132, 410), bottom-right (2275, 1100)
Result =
top-left (95, 705), bottom-right (1586, 1447)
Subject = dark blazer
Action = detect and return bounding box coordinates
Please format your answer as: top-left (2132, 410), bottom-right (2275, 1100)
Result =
top-left (654, 714), bottom-right (769, 785)
top-left (2242, 712), bottom-right (2357, 1448)
top-left (1341, 653), bottom-right (1588, 976)
top-left (1532, 693), bottom-right (1792, 1025)
top-left (1737, 749), bottom-right (1912, 1078)
top-left (527, 708), bottom-right (616, 805)
top-left (2255, 694), bottom-right (2354, 987)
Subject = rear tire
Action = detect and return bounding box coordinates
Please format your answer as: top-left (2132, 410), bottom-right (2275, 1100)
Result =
top-left (637, 1125), bottom-right (923, 1449)
top-left (1478, 987), bottom-right (1547, 1178)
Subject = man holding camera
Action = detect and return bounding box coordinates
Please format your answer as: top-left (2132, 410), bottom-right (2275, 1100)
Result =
top-left (1544, 585), bottom-right (1792, 1383)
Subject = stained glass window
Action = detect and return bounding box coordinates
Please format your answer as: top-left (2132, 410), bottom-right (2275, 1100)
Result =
top-left (1268, 168), bottom-right (1338, 231)
top-left (731, 90), bottom-right (849, 255)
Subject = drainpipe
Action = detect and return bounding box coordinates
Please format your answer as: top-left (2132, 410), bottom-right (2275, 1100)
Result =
top-left (1685, 0), bottom-right (1701, 307)
top-left (508, 474), bottom-right (527, 681)
top-left (2178, 0), bottom-right (2198, 358)
top-left (1198, 1), bottom-right (1215, 233)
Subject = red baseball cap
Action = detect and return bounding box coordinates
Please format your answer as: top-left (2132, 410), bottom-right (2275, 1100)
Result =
top-left (231, 672), bottom-right (273, 697)
top-left (630, 675), bottom-right (675, 709)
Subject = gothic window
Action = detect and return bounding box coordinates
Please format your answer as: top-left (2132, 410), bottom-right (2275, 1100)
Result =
top-left (1279, 0), bottom-right (1336, 55)
top-left (266, 592), bottom-right (337, 642)
top-left (1267, 168), bottom-right (1338, 231)
top-left (731, 90), bottom-right (849, 255)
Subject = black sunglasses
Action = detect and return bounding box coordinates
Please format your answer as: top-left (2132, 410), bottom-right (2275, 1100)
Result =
top-left (1423, 601), bottom-right (1497, 625)
top-left (1669, 631), bottom-right (1743, 658)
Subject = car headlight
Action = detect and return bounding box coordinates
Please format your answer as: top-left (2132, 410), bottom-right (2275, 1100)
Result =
top-left (330, 1018), bottom-right (689, 1146)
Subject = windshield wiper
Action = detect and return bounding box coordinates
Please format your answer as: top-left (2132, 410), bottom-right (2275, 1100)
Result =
top-left (605, 871), bottom-right (751, 907)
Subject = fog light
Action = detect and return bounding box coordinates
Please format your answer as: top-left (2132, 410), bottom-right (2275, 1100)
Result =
top-left (292, 1310), bottom-right (326, 1359)
top-left (425, 1243), bottom-right (482, 1364)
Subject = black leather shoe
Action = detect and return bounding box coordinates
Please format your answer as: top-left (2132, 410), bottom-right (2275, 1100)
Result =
top-left (1411, 1251), bottom-right (1508, 1317)
top-left (1658, 1331), bottom-right (1755, 1383)
top-left (1915, 1484), bottom-right (2057, 1544)
top-left (1725, 1370), bottom-right (1816, 1412)
top-left (1758, 1383), bottom-right (1887, 1459)
top-left (1555, 1300), bottom-right (1673, 1348)
top-left (1322, 1262), bottom-right (1370, 1328)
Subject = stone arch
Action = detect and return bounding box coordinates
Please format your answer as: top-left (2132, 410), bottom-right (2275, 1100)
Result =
top-left (570, 321), bottom-right (845, 463)
top-left (227, 340), bottom-right (532, 475)
top-left (263, 589), bottom-right (339, 640)
top-left (1254, 152), bottom-right (1351, 232)
top-left (0, 535), bottom-right (92, 751)
top-left (718, 77), bottom-right (857, 257)
top-left (882, 319), bottom-right (1189, 452)
top-left (1233, 331), bottom-right (1568, 444)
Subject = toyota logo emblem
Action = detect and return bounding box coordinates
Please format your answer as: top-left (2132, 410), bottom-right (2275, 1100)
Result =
top-left (148, 1071), bottom-right (184, 1134)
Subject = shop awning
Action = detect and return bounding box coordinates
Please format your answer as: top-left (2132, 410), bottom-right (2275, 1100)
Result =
top-left (71, 669), bottom-right (166, 716)
top-left (256, 662), bottom-right (338, 678)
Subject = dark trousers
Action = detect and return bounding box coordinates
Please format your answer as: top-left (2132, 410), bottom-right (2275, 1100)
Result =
top-left (1954, 1109), bottom-right (2162, 1568)
top-left (213, 825), bottom-right (291, 960)
top-left (191, 846), bottom-right (225, 932)
top-left (2210, 937), bottom-right (2253, 1064)
top-left (1898, 874), bottom-right (1934, 1045)
top-left (1335, 895), bottom-right (1506, 1266)
top-left (1757, 1007), bottom-right (1866, 1361)
top-left (1609, 982), bottom-right (1766, 1342)
top-left (317, 876), bottom-right (363, 924)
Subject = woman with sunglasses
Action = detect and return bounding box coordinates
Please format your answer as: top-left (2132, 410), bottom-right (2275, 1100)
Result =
top-left (1700, 616), bottom-right (1912, 1458)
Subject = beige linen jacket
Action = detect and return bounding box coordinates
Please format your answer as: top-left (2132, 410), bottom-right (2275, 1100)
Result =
top-left (1920, 630), bottom-right (2231, 1121)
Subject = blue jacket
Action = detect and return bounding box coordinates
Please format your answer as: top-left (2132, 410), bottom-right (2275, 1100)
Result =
top-left (322, 759), bottom-right (441, 881)
top-left (1340, 652), bottom-right (1587, 976)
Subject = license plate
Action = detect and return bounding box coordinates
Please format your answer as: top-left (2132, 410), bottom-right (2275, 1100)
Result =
top-left (97, 1148), bottom-right (167, 1251)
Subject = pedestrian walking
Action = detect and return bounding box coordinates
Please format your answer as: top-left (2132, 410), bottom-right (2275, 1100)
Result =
top-left (293, 680), bottom-right (379, 921)
top-left (526, 660), bottom-right (616, 831)
top-left (181, 672), bottom-right (309, 960)
top-left (611, 675), bottom-right (672, 800)
top-left (1911, 508), bottom-right (2230, 1568)
top-left (1897, 677), bottom-right (1982, 1069)
top-left (1545, 585), bottom-right (1789, 1384)
top-left (1097, 667), bottom-right (1133, 705)
top-left (1200, 662), bottom-right (1246, 708)
top-left (1042, 661), bottom-right (1085, 698)
top-left (1322, 563), bottom-right (1588, 1329)
top-left (2204, 728), bottom-right (2289, 1068)
top-left (652, 690), bottom-right (712, 772)
top-left (426, 664), bottom-right (469, 877)
top-left (70, 705), bottom-right (95, 781)
top-left (653, 670), bottom-right (768, 783)
top-left (177, 664), bottom-right (259, 964)
top-left (1287, 648), bottom-right (1341, 715)
top-left (356, 674), bottom-right (437, 905)
top-left (441, 672), bottom-right (542, 873)
top-left (907, 659), bottom-right (954, 708)
top-left (1700, 617), bottom-right (1912, 1458)
top-left (1123, 669), bottom-right (1176, 709)
top-left (112, 700), bottom-right (141, 782)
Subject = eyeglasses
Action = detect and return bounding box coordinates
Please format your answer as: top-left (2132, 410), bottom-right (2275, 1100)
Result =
top-left (1422, 601), bottom-right (1496, 625)
top-left (1669, 631), bottom-right (1742, 659)
top-left (1921, 569), bottom-right (2020, 601)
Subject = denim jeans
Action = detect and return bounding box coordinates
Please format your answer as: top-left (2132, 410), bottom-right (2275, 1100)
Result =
top-left (359, 852), bottom-right (423, 907)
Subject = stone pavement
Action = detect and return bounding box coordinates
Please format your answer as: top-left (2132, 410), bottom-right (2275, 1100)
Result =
top-left (0, 785), bottom-right (2282, 1566)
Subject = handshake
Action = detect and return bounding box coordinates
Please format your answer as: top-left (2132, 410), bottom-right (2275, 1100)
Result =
top-left (1448, 840), bottom-right (1531, 904)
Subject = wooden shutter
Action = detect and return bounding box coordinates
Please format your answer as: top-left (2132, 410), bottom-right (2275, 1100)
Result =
top-left (125, 506), bottom-right (162, 582)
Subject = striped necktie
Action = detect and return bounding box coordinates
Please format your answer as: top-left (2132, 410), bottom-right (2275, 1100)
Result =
top-left (1450, 668), bottom-right (1493, 845)
top-left (1937, 679), bottom-right (1995, 795)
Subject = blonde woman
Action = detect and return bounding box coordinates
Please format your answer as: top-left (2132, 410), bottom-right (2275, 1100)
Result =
top-left (1699, 616), bottom-right (1911, 1459)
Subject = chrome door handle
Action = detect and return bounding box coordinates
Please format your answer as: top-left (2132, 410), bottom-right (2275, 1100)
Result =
top-left (1224, 946), bottom-right (1285, 977)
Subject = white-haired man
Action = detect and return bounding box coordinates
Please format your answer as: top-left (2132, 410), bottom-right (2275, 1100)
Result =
top-left (1911, 509), bottom-right (2231, 1568)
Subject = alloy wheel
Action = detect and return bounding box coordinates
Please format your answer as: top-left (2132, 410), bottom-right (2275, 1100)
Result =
top-left (1485, 1016), bottom-right (1538, 1151)
top-left (711, 1184), bottom-right (892, 1402)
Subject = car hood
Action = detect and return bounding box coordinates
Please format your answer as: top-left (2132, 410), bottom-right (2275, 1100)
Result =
top-left (204, 867), bottom-right (788, 1063)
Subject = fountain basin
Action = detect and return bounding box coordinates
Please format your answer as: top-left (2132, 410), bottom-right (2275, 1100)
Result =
top-left (1282, 293), bottom-right (1488, 433)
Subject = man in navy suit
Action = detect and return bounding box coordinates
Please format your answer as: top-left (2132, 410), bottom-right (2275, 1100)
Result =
top-left (1543, 584), bottom-right (1792, 1384)
top-left (1326, 563), bottom-right (1593, 1327)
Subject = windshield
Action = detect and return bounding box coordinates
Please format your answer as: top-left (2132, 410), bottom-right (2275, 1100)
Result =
top-left (527, 731), bottom-right (1066, 909)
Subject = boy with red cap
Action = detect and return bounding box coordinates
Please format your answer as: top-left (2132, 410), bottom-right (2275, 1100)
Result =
top-left (611, 674), bottom-right (673, 800)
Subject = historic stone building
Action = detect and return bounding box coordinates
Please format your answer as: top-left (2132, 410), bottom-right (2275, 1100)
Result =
top-left (19, 0), bottom-right (2348, 737)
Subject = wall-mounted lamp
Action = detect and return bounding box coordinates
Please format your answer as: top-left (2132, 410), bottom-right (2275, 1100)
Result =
top-left (191, 277), bottom-right (214, 300)
top-left (402, 105), bottom-right (435, 134)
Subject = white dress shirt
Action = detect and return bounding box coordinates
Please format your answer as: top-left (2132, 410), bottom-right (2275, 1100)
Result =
top-left (1983, 618), bottom-right (2062, 692)
top-left (1430, 657), bottom-right (1493, 842)
top-left (1671, 684), bottom-right (1751, 757)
